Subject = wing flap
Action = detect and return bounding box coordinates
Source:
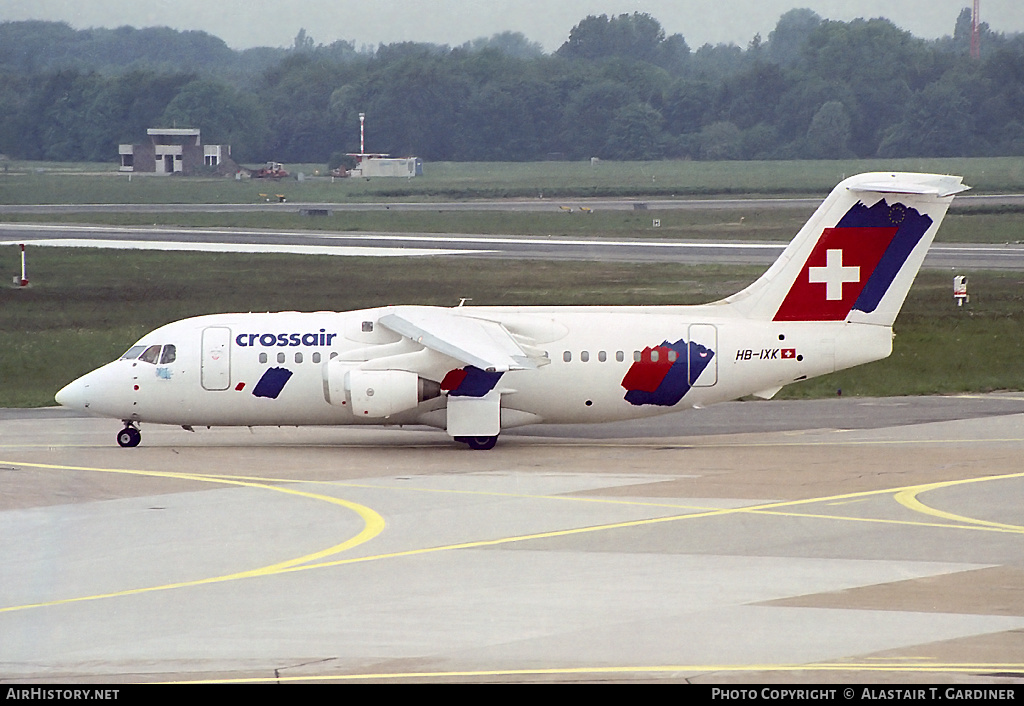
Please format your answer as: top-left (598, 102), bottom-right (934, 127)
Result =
top-left (378, 307), bottom-right (536, 372)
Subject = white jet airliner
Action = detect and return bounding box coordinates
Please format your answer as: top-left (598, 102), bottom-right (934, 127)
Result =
top-left (56, 172), bottom-right (967, 449)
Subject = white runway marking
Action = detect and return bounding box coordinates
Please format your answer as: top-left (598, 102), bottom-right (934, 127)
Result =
top-left (0, 238), bottom-right (492, 257)
top-left (1, 222), bottom-right (784, 250)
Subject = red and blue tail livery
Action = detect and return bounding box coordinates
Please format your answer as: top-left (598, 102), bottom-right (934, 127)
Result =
top-left (774, 199), bottom-right (933, 321)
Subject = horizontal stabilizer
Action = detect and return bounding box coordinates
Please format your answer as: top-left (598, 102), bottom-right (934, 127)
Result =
top-left (846, 173), bottom-right (969, 198)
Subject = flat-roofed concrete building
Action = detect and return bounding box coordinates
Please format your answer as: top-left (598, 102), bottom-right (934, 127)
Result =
top-left (347, 152), bottom-right (423, 178)
top-left (119, 129), bottom-right (235, 175)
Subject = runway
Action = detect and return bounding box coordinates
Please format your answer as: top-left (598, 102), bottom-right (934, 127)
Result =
top-left (4, 222), bottom-right (1024, 269)
top-left (0, 192), bottom-right (1022, 214)
top-left (2, 394), bottom-right (1023, 683)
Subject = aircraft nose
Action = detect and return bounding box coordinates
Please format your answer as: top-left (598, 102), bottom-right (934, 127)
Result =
top-left (55, 376), bottom-right (89, 410)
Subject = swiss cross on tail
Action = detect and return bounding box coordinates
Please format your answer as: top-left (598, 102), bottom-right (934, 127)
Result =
top-left (774, 199), bottom-right (933, 321)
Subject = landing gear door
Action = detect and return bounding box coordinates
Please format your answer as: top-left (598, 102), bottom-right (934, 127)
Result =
top-left (447, 391), bottom-right (501, 438)
top-left (202, 327), bottom-right (231, 391)
top-left (688, 324), bottom-right (718, 387)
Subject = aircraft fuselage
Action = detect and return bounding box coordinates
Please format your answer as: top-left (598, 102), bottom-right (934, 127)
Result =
top-left (61, 307), bottom-right (890, 430)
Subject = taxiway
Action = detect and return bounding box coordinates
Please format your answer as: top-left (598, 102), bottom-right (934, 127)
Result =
top-left (4, 222), bottom-right (1024, 269)
top-left (1, 394), bottom-right (1022, 683)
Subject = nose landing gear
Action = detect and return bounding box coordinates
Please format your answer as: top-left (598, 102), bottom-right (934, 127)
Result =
top-left (117, 423), bottom-right (141, 448)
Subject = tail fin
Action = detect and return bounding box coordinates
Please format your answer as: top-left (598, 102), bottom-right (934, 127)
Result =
top-left (722, 173), bottom-right (968, 325)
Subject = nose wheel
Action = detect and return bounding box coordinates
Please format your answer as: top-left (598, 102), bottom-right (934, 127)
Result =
top-left (117, 424), bottom-right (141, 448)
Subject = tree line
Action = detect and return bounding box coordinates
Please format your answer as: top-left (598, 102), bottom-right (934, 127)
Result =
top-left (0, 8), bottom-right (1021, 166)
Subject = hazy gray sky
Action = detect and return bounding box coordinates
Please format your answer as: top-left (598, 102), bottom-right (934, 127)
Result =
top-left (2, 1), bottom-right (1020, 51)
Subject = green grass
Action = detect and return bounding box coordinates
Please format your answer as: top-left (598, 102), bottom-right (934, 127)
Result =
top-left (938, 210), bottom-right (1024, 244)
top-left (2, 157), bottom-right (1023, 204)
top-left (2, 249), bottom-right (1022, 407)
top-left (0, 250), bottom-right (754, 407)
top-left (0, 206), bottom-right (810, 241)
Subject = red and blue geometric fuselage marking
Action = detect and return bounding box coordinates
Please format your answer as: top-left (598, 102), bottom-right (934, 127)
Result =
top-left (621, 338), bottom-right (715, 407)
top-left (441, 366), bottom-right (503, 397)
top-left (252, 367), bottom-right (293, 399)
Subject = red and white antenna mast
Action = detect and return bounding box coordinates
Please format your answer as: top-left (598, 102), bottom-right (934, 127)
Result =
top-left (971, 0), bottom-right (981, 60)
top-left (346, 112), bottom-right (389, 169)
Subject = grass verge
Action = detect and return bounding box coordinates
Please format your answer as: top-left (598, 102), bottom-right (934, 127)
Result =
top-left (2, 249), bottom-right (1021, 407)
top-left (2, 157), bottom-right (1023, 204)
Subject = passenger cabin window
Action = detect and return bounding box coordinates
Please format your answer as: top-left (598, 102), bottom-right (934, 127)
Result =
top-left (259, 353), bottom-right (268, 364)
top-left (159, 345), bottom-right (176, 364)
top-left (139, 345), bottom-right (161, 364)
top-left (580, 351), bottom-right (590, 362)
top-left (616, 351), bottom-right (624, 362)
top-left (563, 351), bottom-right (572, 363)
top-left (598, 351), bottom-right (607, 362)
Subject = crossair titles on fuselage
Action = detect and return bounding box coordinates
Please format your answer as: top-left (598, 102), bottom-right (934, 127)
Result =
top-left (234, 330), bottom-right (339, 348)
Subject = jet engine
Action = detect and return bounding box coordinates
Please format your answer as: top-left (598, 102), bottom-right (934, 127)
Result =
top-left (325, 361), bottom-right (440, 417)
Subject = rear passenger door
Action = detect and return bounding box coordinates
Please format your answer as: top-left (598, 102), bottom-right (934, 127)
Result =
top-left (687, 324), bottom-right (717, 387)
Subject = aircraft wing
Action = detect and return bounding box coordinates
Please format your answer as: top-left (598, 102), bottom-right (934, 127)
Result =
top-left (378, 307), bottom-right (538, 372)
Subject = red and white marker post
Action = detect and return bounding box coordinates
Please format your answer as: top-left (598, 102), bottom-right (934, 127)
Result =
top-left (17, 244), bottom-right (28, 287)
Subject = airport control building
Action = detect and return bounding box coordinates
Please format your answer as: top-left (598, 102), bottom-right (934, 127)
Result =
top-left (119, 129), bottom-right (236, 175)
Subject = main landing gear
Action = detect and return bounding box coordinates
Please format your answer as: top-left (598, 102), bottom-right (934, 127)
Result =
top-left (455, 435), bottom-right (498, 451)
top-left (117, 423), bottom-right (141, 448)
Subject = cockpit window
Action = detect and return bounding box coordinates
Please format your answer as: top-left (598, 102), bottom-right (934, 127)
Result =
top-left (120, 345), bottom-right (147, 360)
top-left (122, 343), bottom-right (176, 364)
top-left (139, 345), bottom-right (162, 364)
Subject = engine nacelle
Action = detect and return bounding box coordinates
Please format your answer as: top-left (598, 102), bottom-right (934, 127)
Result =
top-left (348, 369), bottom-right (418, 417)
top-left (325, 361), bottom-right (440, 417)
